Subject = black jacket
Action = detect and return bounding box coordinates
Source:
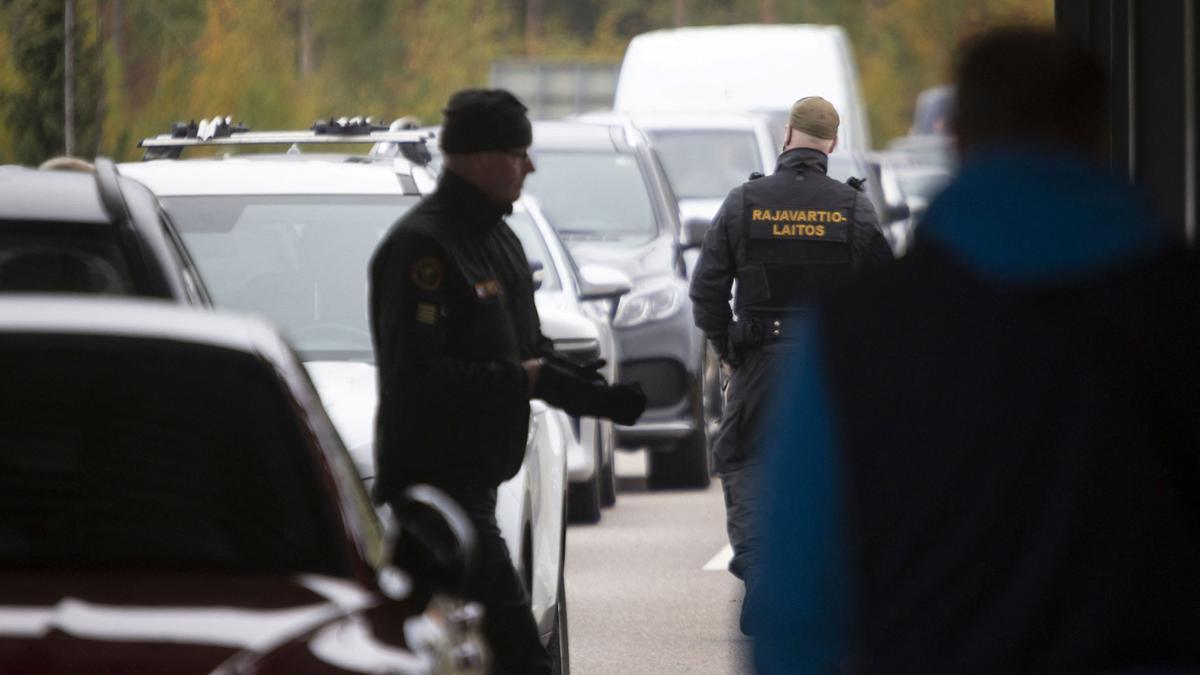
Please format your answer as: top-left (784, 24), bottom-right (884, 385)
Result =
top-left (369, 170), bottom-right (548, 498)
top-left (689, 148), bottom-right (892, 362)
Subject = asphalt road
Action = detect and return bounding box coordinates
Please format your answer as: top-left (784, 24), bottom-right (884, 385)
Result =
top-left (564, 451), bottom-right (754, 674)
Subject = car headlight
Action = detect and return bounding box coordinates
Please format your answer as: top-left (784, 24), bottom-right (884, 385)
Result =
top-left (579, 298), bottom-right (613, 324)
top-left (613, 279), bottom-right (683, 328)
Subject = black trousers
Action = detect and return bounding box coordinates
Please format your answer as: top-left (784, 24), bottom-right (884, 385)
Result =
top-left (715, 344), bottom-right (792, 633)
top-left (448, 485), bottom-right (551, 675)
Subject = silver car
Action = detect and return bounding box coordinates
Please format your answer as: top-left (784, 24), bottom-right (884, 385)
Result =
top-left (509, 198), bottom-right (630, 522)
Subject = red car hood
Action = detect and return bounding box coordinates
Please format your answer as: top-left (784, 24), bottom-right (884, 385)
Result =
top-left (0, 571), bottom-right (428, 674)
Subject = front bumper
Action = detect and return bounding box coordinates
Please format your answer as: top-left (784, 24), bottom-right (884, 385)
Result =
top-left (615, 418), bottom-right (694, 446)
top-left (611, 298), bottom-right (704, 449)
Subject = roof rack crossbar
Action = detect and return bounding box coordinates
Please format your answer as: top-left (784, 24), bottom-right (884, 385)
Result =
top-left (139, 129), bottom-right (433, 149)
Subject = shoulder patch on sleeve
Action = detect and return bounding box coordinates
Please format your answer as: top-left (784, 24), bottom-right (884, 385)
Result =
top-left (410, 256), bottom-right (443, 291)
top-left (415, 302), bottom-right (439, 324)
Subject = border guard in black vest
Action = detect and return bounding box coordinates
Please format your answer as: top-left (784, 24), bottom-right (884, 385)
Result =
top-left (688, 96), bottom-right (892, 634)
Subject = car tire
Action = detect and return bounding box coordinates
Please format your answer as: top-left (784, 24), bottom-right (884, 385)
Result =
top-left (646, 374), bottom-right (711, 490)
top-left (600, 423), bottom-right (617, 507)
top-left (567, 430), bottom-right (602, 524)
top-left (549, 501), bottom-right (570, 675)
top-left (548, 569), bottom-right (570, 675)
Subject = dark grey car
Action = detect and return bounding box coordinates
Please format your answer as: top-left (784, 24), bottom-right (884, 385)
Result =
top-left (0, 160), bottom-right (210, 305)
top-left (523, 120), bottom-right (713, 489)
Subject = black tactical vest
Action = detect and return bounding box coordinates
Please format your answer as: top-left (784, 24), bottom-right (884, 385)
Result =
top-left (735, 162), bottom-right (858, 314)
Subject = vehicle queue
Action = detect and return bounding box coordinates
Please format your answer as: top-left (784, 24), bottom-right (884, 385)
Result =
top-left (0, 23), bottom-right (952, 672)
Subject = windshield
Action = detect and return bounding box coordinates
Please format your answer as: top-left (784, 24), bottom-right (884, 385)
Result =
top-left (507, 212), bottom-right (561, 291)
top-left (646, 129), bottom-right (761, 200)
top-left (524, 152), bottom-right (657, 242)
top-left (161, 195), bottom-right (418, 361)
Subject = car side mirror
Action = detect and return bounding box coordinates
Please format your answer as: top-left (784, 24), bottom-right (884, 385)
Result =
top-left (680, 216), bottom-right (710, 250)
top-left (386, 484), bottom-right (476, 596)
top-left (529, 259), bottom-right (545, 290)
top-left (577, 264), bottom-right (632, 302)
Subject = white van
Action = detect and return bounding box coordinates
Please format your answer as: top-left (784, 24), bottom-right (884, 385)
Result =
top-left (613, 24), bottom-right (871, 152)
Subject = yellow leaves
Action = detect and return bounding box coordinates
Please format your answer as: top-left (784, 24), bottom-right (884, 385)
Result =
top-left (848, 0), bottom-right (1054, 144)
top-left (186, 0), bottom-right (298, 129)
top-left (1, 0), bottom-right (1058, 162)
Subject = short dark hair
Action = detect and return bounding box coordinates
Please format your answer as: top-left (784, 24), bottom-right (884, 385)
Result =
top-left (953, 27), bottom-right (1108, 157)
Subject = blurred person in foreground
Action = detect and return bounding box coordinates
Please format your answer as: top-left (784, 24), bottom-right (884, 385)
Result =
top-left (369, 89), bottom-right (646, 674)
top-left (749, 27), bottom-right (1200, 673)
top-left (688, 96), bottom-right (892, 635)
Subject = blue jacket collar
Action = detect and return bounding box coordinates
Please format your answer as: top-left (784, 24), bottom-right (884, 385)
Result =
top-left (920, 148), bottom-right (1166, 287)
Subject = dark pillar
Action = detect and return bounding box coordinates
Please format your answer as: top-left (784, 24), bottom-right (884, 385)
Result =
top-left (1056, 0), bottom-right (1197, 244)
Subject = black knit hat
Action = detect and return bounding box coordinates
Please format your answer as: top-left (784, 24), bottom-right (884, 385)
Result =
top-left (440, 88), bottom-right (533, 154)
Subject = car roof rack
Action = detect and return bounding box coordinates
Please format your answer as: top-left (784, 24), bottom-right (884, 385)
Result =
top-left (139, 116), bottom-right (434, 164)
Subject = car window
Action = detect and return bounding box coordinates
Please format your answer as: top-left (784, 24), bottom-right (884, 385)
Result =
top-left (0, 223), bottom-right (137, 295)
top-left (524, 152), bottom-right (657, 242)
top-left (0, 337), bottom-right (348, 575)
top-left (158, 209), bottom-right (212, 306)
top-left (160, 195), bottom-right (418, 361)
top-left (506, 212), bottom-right (561, 291)
top-left (825, 154), bottom-right (859, 183)
top-left (759, 109), bottom-right (789, 151)
top-left (896, 166), bottom-right (953, 203)
top-left (827, 155), bottom-right (885, 222)
top-left (645, 129), bottom-right (761, 200)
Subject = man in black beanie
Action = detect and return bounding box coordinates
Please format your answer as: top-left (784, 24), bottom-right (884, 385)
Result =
top-left (369, 88), bottom-right (646, 674)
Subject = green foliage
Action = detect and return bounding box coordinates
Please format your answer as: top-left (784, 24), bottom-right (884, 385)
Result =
top-left (841, 0), bottom-right (1056, 143)
top-left (1, 0), bottom-right (103, 164)
top-left (0, 6), bottom-right (17, 161)
top-left (0, 0), bottom-right (1053, 164)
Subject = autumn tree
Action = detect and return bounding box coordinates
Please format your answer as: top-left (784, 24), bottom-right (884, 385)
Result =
top-left (0, 0), bottom-right (1054, 163)
top-left (1, 0), bottom-right (103, 164)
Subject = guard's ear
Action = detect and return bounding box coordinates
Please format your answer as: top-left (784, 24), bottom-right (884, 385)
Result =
top-left (829, 136), bottom-right (838, 154)
top-left (782, 125), bottom-right (793, 152)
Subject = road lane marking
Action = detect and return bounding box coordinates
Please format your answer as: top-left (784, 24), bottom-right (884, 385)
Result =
top-left (703, 544), bottom-right (733, 571)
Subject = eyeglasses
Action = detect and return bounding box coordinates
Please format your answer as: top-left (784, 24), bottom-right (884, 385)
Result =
top-left (504, 149), bottom-right (531, 162)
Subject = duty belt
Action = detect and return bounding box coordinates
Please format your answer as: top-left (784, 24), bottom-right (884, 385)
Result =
top-left (758, 317), bottom-right (785, 343)
top-left (730, 316), bottom-right (789, 353)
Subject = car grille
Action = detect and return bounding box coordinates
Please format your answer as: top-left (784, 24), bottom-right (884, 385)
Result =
top-left (619, 359), bottom-right (688, 408)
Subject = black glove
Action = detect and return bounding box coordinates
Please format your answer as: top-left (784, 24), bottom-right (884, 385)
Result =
top-left (542, 351), bottom-right (607, 385)
top-left (533, 360), bottom-right (647, 425)
top-left (604, 382), bottom-right (647, 426)
top-left (722, 333), bottom-right (741, 367)
top-left (724, 319), bottom-right (764, 366)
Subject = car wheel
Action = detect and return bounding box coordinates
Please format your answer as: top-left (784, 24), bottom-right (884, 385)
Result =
top-left (567, 430), bottom-right (602, 524)
top-left (548, 570), bottom-right (570, 675)
top-left (600, 423), bottom-right (617, 507)
top-left (646, 374), bottom-right (711, 490)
